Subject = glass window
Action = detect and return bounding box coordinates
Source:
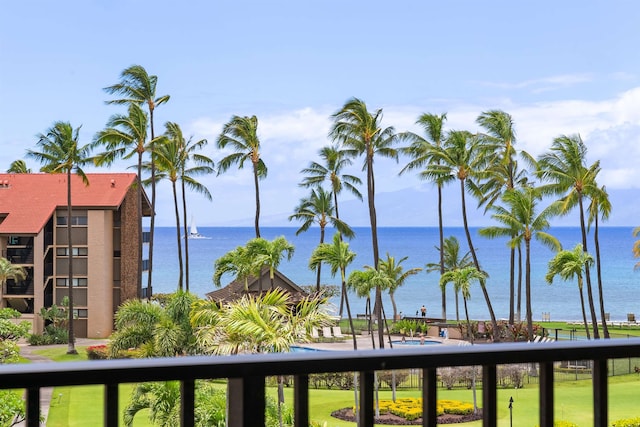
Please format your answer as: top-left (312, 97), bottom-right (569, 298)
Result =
top-left (73, 309), bottom-right (88, 318)
top-left (55, 278), bottom-right (88, 287)
top-left (56, 247), bottom-right (88, 256)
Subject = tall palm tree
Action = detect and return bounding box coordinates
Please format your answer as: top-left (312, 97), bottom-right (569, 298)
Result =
top-left (427, 130), bottom-right (500, 337)
top-left (330, 97), bottom-right (398, 348)
top-left (246, 236), bottom-right (295, 290)
top-left (27, 121), bottom-right (92, 354)
top-left (479, 187), bottom-right (561, 338)
top-left (309, 233), bottom-right (358, 348)
top-left (546, 244), bottom-right (595, 339)
top-left (399, 113), bottom-right (452, 319)
top-left (93, 103), bottom-right (149, 292)
top-left (587, 185), bottom-right (612, 338)
top-left (378, 253), bottom-right (422, 321)
top-left (163, 122), bottom-right (214, 292)
top-left (300, 144), bottom-right (362, 226)
top-left (6, 160), bottom-right (31, 173)
top-left (537, 134), bottom-right (601, 338)
top-left (347, 268), bottom-right (391, 348)
top-left (216, 115), bottom-right (266, 238)
top-left (151, 135), bottom-right (186, 290)
top-left (0, 258), bottom-right (27, 302)
top-left (104, 65), bottom-right (170, 298)
top-left (288, 187), bottom-right (354, 292)
top-left (426, 236), bottom-right (473, 321)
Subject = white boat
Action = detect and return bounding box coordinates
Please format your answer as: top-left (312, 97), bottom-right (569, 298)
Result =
top-left (187, 216), bottom-right (210, 239)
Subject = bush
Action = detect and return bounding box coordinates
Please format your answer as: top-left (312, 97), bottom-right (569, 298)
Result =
top-left (378, 370), bottom-right (410, 388)
top-left (27, 325), bottom-right (68, 345)
top-left (612, 418), bottom-right (640, 427)
top-left (86, 344), bottom-right (109, 360)
top-left (374, 397), bottom-right (474, 421)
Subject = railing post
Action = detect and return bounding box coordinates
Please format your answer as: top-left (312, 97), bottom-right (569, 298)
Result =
top-left (359, 371), bottom-right (374, 427)
top-left (293, 374), bottom-right (309, 427)
top-left (539, 362), bottom-right (554, 427)
top-left (422, 367), bottom-right (437, 427)
top-left (181, 379), bottom-right (195, 427)
top-left (26, 387), bottom-right (40, 427)
top-left (482, 364), bottom-right (496, 427)
top-left (593, 359), bottom-right (608, 427)
top-left (227, 376), bottom-right (265, 427)
top-left (104, 383), bottom-right (118, 427)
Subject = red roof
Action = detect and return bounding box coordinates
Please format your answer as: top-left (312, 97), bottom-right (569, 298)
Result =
top-left (0, 173), bottom-right (143, 234)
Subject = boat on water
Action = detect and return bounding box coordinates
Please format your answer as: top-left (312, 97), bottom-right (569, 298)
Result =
top-left (187, 217), bottom-right (210, 239)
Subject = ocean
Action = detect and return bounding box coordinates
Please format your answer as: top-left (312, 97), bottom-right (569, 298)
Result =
top-left (148, 226), bottom-right (639, 322)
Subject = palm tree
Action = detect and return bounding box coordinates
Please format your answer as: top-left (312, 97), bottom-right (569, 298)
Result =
top-left (216, 115), bottom-right (266, 238)
top-left (163, 122), bottom-right (214, 292)
top-left (546, 244), bottom-right (595, 339)
top-left (0, 258), bottom-right (27, 302)
top-left (399, 113), bottom-right (452, 319)
top-left (634, 227), bottom-right (640, 270)
top-left (27, 121), bottom-right (92, 354)
top-left (300, 144), bottom-right (362, 226)
top-left (427, 130), bottom-right (500, 337)
top-left (93, 103), bottom-right (149, 292)
top-left (6, 160), bottom-right (31, 173)
top-left (246, 236), bottom-right (295, 290)
top-left (479, 187), bottom-right (561, 338)
top-left (104, 65), bottom-right (170, 298)
top-left (330, 97), bottom-right (398, 348)
top-left (309, 233), bottom-right (358, 349)
top-left (213, 245), bottom-right (263, 292)
top-left (588, 185), bottom-right (611, 338)
top-left (347, 268), bottom-right (386, 348)
top-left (537, 134), bottom-right (601, 338)
top-left (378, 253), bottom-right (422, 321)
top-left (151, 134), bottom-right (186, 290)
top-left (288, 187), bottom-right (354, 292)
top-left (426, 236), bottom-right (473, 321)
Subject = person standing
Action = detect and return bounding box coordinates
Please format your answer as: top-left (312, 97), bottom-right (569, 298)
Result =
top-left (420, 305), bottom-right (427, 317)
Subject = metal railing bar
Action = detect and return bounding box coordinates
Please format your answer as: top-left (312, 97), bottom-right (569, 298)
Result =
top-left (539, 361), bottom-right (554, 427)
top-left (26, 387), bottom-right (39, 427)
top-left (359, 371), bottom-right (374, 427)
top-left (180, 379), bottom-right (195, 427)
top-left (593, 359), bottom-right (607, 427)
top-left (422, 367), bottom-right (437, 427)
top-left (293, 374), bottom-right (309, 427)
top-left (104, 383), bottom-right (118, 427)
top-left (482, 365), bottom-right (497, 427)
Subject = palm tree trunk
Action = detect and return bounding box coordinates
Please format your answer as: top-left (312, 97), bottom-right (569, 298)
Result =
top-left (147, 110), bottom-right (156, 297)
top-left (578, 197), bottom-right (599, 338)
top-left (252, 162), bottom-right (261, 238)
top-left (171, 181), bottom-right (184, 290)
top-left (460, 178), bottom-right (499, 339)
top-left (181, 179), bottom-right (190, 292)
top-left (594, 215), bottom-right (609, 338)
top-left (517, 245), bottom-right (523, 322)
top-left (341, 272), bottom-right (357, 350)
top-left (136, 153), bottom-right (144, 299)
top-left (438, 184), bottom-right (446, 320)
top-left (366, 151), bottom-right (384, 349)
top-left (509, 245), bottom-right (515, 325)
top-left (578, 278), bottom-right (591, 340)
top-left (525, 239), bottom-right (533, 339)
top-left (316, 226), bottom-right (325, 293)
top-left (455, 291), bottom-right (460, 322)
top-left (66, 170), bottom-right (76, 354)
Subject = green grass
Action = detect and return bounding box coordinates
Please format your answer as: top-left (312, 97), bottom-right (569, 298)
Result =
top-left (31, 346), bottom-right (89, 362)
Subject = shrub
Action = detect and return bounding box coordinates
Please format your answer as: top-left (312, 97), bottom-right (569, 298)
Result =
top-left (86, 344), bottom-right (109, 360)
top-left (378, 370), bottom-right (410, 388)
top-left (612, 418), bottom-right (640, 427)
top-left (374, 397), bottom-right (474, 421)
top-left (27, 325), bottom-right (68, 345)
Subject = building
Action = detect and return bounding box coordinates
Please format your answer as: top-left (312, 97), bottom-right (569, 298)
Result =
top-left (0, 173), bottom-right (151, 338)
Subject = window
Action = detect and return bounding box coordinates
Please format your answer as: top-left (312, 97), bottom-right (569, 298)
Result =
top-left (56, 247), bottom-right (88, 256)
top-left (56, 215), bottom-right (88, 226)
top-left (56, 278), bottom-right (88, 287)
top-left (73, 309), bottom-right (88, 318)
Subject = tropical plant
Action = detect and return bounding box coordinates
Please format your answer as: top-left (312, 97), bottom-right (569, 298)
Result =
top-left (6, 159), bottom-right (31, 173)
top-left (309, 233), bottom-right (358, 348)
top-left (546, 244), bottom-right (595, 339)
top-left (93, 103), bottom-right (149, 292)
top-left (377, 253), bottom-right (422, 321)
top-left (330, 97), bottom-right (398, 348)
top-left (0, 258), bottom-right (27, 298)
top-left (289, 187), bottom-right (354, 291)
top-left (426, 130), bottom-right (499, 337)
top-left (164, 122), bottom-right (214, 291)
top-left (104, 65), bottom-right (170, 297)
top-left (537, 134), bottom-right (601, 338)
top-left (27, 121), bottom-right (92, 354)
top-left (216, 115), bottom-right (266, 238)
top-left (0, 389), bottom-right (25, 426)
top-left (426, 236), bottom-right (472, 321)
top-left (246, 236), bottom-right (295, 291)
top-left (479, 187), bottom-right (561, 338)
top-left (399, 112), bottom-right (452, 319)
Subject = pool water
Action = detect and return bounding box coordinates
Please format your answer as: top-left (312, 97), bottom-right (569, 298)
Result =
top-left (290, 345), bottom-right (325, 352)
top-left (391, 339), bottom-right (441, 346)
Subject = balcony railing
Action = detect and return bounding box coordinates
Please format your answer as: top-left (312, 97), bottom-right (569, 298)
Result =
top-left (2, 339), bottom-right (640, 427)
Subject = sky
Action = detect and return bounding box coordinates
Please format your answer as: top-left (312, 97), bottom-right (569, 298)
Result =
top-left (2, 1), bottom-right (640, 227)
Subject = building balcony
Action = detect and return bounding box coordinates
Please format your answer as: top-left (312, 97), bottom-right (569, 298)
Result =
top-left (2, 339), bottom-right (640, 427)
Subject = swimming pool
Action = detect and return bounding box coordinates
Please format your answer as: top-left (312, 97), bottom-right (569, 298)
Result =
top-left (391, 339), bottom-right (441, 346)
top-left (290, 345), bottom-right (325, 352)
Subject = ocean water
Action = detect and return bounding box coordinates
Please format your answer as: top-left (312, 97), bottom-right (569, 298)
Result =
top-left (148, 226), bottom-right (639, 322)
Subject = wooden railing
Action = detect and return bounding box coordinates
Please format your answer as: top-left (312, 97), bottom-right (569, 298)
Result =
top-left (2, 339), bottom-right (640, 426)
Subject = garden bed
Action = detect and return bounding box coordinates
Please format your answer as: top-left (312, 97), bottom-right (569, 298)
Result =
top-left (331, 407), bottom-right (483, 425)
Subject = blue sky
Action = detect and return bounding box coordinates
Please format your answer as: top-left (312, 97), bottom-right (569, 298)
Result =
top-left (2, 1), bottom-right (640, 227)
